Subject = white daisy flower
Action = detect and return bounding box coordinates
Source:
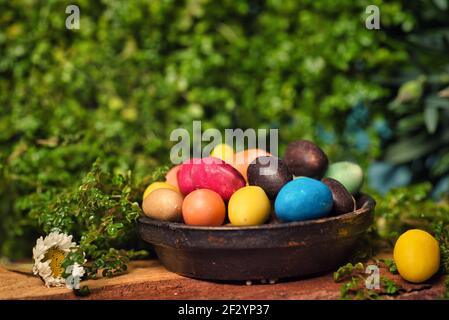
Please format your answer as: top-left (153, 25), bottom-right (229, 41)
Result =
top-left (32, 231), bottom-right (85, 288)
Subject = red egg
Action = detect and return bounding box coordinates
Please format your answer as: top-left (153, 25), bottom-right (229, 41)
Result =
top-left (177, 157), bottom-right (245, 201)
top-left (182, 189), bottom-right (226, 226)
top-left (177, 159), bottom-right (197, 195)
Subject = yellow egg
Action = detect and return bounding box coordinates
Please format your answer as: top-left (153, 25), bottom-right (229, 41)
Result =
top-left (228, 186), bottom-right (271, 226)
top-left (143, 181), bottom-right (178, 200)
top-left (210, 143), bottom-right (234, 163)
top-left (393, 229), bottom-right (440, 283)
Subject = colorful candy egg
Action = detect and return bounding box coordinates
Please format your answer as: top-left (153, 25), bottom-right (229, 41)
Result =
top-left (322, 177), bottom-right (356, 215)
top-left (228, 186), bottom-right (271, 226)
top-left (325, 161), bottom-right (363, 194)
top-left (177, 159), bottom-right (197, 195)
top-left (143, 181), bottom-right (179, 201)
top-left (177, 157), bottom-right (246, 201)
top-left (247, 156), bottom-right (292, 199)
top-left (182, 189), bottom-right (226, 226)
top-left (394, 229), bottom-right (440, 283)
top-left (142, 188), bottom-right (183, 222)
top-left (165, 165), bottom-right (181, 190)
top-left (274, 177), bottom-right (333, 222)
top-left (210, 143), bottom-right (234, 164)
top-left (284, 140), bottom-right (329, 179)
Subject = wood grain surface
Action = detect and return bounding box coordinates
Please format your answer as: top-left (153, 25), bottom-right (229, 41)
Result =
top-left (0, 257), bottom-right (445, 300)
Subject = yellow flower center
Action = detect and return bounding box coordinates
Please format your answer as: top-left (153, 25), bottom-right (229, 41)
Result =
top-left (44, 248), bottom-right (65, 278)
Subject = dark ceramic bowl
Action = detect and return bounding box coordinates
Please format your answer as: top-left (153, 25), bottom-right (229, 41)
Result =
top-left (138, 194), bottom-right (375, 281)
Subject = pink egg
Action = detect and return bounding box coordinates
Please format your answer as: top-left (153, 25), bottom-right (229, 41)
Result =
top-left (177, 157), bottom-right (246, 201)
top-left (177, 159), bottom-right (196, 195)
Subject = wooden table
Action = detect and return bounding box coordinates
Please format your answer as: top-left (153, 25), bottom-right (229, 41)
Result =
top-left (0, 258), bottom-right (445, 300)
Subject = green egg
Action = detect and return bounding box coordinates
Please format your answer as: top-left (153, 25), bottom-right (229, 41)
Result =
top-left (324, 161), bottom-right (363, 194)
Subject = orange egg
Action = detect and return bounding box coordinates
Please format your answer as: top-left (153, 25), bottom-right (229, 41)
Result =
top-left (232, 149), bottom-right (272, 181)
top-left (165, 165), bottom-right (181, 189)
top-left (182, 189), bottom-right (226, 226)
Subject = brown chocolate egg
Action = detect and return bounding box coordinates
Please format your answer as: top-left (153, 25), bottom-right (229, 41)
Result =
top-left (142, 188), bottom-right (183, 222)
top-left (284, 140), bottom-right (329, 179)
top-left (322, 177), bottom-right (356, 215)
top-left (247, 156), bottom-right (292, 199)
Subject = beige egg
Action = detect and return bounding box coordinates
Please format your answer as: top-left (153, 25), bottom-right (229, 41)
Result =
top-left (142, 188), bottom-right (183, 222)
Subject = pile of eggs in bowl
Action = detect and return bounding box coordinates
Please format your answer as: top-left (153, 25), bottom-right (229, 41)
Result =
top-left (141, 140), bottom-right (364, 226)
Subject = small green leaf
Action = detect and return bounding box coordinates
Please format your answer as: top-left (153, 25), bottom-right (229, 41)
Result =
top-left (433, 0), bottom-right (448, 10)
top-left (394, 78), bottom-right (425, 104)
top-left (427, 96), bottom-right (449, 109)
top-left (381, 276), bottom-right (402, 295)
top-left (334, 262), bottom-right (364, 282)
top-left (380, 258), bottom-right (398, 274)
top-left (430, 149), bottom-right (449, 177)
top-left (384, 134), bottom-right (434, 164)
top-left (397, 114), bottom-right (424, 134)
top-left (424, 106), bottom-right (439, 134)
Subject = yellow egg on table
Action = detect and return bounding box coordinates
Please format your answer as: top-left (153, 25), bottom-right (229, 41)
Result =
top-left (210, 143), bottom-right (234, 163)
top-left (143, 181), bottom-right (178, 200)
top-left (393, 229), bottom-right (440, 283)
top-left (228, 186), bottom-right (271, 226)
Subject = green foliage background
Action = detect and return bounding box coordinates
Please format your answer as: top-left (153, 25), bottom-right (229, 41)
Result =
top-left (1, 0), bottom-right (449, 260)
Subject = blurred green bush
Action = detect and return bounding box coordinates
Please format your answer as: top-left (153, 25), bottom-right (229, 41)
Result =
top-left (0, 0), bottom-right (448, 258)
top-left (378, 1), bottom-right (449, 195)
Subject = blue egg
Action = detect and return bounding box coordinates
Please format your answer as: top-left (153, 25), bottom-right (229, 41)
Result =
top-left (274, 177), bottom-right (333, 222)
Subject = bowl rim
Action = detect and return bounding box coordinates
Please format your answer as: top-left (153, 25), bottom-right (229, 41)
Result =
top-left (138, 193), bottom-right (375, 232)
